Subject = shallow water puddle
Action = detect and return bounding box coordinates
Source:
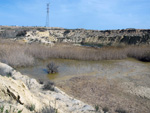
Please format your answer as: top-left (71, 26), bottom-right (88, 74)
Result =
top-left (17, 59), bottom-right (116, 81)
top-left (17, 58), bottom-right (150, 83)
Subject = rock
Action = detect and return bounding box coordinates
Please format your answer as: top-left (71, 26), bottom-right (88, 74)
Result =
top-left (0, 76), bottom-right (38, 113)
top-left (0, 62), bottom-right (95, 113)
top-left (24, 30), bottom-right (56, 45)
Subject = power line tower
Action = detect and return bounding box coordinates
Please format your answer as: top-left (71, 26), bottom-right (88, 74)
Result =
top-left (46, 3), bottom-right (50, 28)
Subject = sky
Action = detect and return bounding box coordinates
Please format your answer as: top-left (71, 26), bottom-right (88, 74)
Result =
top-left (0, 0), bottom-right (150, 30)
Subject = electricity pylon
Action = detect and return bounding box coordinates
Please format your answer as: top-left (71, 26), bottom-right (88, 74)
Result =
top-left (46, 3), bottom-right (50, 27)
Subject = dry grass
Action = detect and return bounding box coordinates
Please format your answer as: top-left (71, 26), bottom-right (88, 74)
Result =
top-left (57, 76), bottom-right (150, 113)
top-left (0, 39), bottom-right (150, 67)
top-left (126, 45), bottom-right (150, 61)
top-left (0, 40), bottom-right (34, 67)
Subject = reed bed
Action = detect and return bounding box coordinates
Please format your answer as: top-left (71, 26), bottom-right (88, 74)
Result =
top-left (0, 39), bottom-right (150, 67)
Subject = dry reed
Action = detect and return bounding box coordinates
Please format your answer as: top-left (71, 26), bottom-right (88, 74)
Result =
top-left (0, 39), bottom-right (150, 67)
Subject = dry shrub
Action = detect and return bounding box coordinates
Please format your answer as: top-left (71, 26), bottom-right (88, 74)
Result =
top-left (42, 81), bottom-right (55, 91)
top-left (47, 62), bottom-right (58, 74)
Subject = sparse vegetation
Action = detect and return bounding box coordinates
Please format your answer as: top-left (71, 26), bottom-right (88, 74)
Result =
top-left (95, 105), bottom-right (99, 112)
top-left (38, 79), bottom-right (44, 84)
top-left (0, 105), bottom-right (23, 113)
top-left (6, 72), bottom-right (12, 77)
top-left (42, 81), bottom-right (55, 91)
top-left (64, 30), bottom-right (70, 35)
top-left (26, 104), bottom-right (35, 112)
top-left (115, 108), bottom-right (127, 113)
top-left (103, 107), bottom-right (109, 113)
top-left (0, 106), bottom-right (4, 113)
top-left (40, 106), bottom-right (55, 113)
top-left (0, 39), bottom-right (150, 68)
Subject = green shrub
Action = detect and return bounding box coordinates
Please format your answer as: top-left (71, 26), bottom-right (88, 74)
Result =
top-left (95, 105), bottom-right (99, 112)
top-left (0, 105), bottom-right (23, 113)
top-left (0, 105), bottom-right (4, 113)
top-left (6, 72), bottom-right (12, 77)
top-left (26, 104), bottom-right (35, 111)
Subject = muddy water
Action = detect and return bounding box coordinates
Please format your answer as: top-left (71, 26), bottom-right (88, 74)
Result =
top-left (17, 59), bottom-right (116, 81)
top-left (17, 58), bottom-right (150, 84)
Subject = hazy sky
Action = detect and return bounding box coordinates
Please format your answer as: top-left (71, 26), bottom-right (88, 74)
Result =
top-left (0, 0), bottom-right (150, 30)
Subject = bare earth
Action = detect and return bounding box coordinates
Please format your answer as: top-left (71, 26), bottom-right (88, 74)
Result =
top-left (56, 59), bottom-right (150, 113)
